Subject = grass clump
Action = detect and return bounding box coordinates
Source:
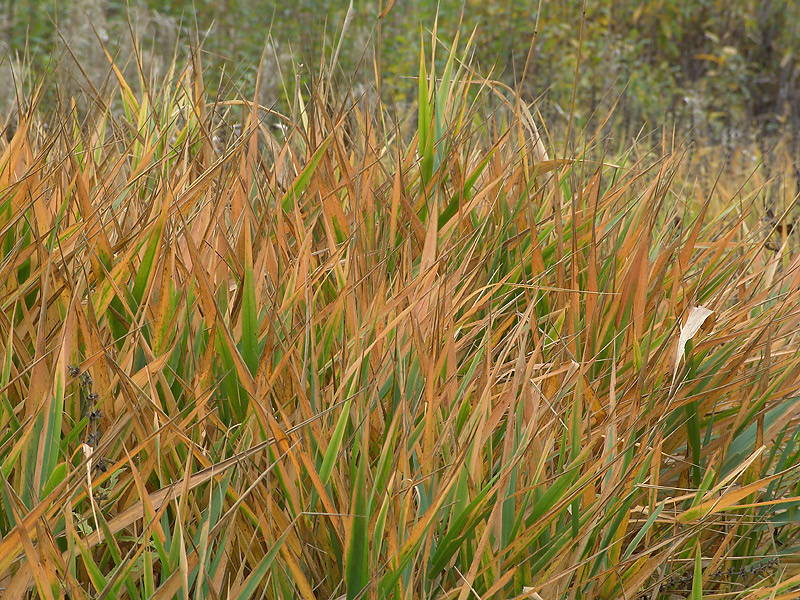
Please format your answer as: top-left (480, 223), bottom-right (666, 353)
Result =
top-left (1, 28), bottom-right (800, 600)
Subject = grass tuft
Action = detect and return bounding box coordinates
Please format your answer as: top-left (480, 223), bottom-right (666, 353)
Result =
top-left (1, 26), bottom-right (799, 600)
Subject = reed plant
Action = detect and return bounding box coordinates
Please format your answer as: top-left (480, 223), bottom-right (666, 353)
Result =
top-left (1, 27), bottom-right (799, 600)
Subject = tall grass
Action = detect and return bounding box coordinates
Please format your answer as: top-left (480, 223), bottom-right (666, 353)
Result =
top-left (1, 29), bottom-right (799, 600)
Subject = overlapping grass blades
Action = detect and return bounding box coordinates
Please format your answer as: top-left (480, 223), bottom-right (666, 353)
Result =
top-left (0, 29), bottom-right (799, 600)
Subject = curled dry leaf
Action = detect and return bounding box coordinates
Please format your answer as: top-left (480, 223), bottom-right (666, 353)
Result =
top-left (673, 305), bottom-right (715, 378)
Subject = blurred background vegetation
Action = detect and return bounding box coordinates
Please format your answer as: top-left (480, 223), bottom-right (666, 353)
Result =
top-left (2, 0), bottom-right (800, 150)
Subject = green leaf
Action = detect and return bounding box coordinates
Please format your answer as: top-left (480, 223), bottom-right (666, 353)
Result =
top-left (41, 463), bottom-right (66, 498)
top-left (281, 137), bottom-right (332, 211)
top-left (346, 428), bottom-right (370, 600)
top-left (692, 541), bottom-right (703, 600)
top-left (319, 398), bottom-right (352, 486)
top-left (622, 501), bottom-right (664, 560)
top-left (131, 202), bottom-right (168, 309)
top-left (230, 524), bottom-right (293, 600)
top-left (241, 249), bottom-right (258, 377)
top-left (418, 34), bottom-right (434, 185)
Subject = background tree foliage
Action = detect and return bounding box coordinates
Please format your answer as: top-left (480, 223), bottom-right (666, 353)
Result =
top-left (2, 0), bottom-right (800, 145)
